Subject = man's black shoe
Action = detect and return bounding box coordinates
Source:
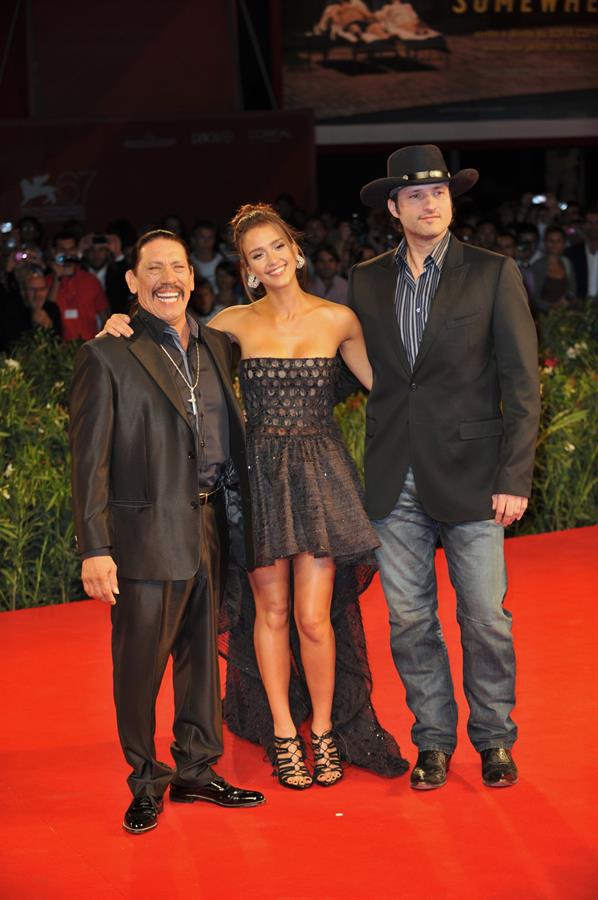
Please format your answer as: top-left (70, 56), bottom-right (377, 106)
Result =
top-left (170, 779), bottom-right (265, 808)
top-left (410, 750), bottom-right (451, 790)
top-left (481, 748), bottom-right (518, 787)
top-left (123, 795), bottom-right (163, 834)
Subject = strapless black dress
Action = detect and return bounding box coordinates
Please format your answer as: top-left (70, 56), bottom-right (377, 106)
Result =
top-left (242, 356), bottom-right (380, 567)
top-left (221, 357), bottom-right (408, 777)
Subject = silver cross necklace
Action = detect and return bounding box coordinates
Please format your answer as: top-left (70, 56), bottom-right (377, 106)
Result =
top-left (160, 340), bottom-right (201, 421)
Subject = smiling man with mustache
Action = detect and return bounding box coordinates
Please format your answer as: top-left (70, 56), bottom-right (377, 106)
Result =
top-left (69, 230), bottom-right (264, 834)
top-left (339, 145), bottom-right (541, 792)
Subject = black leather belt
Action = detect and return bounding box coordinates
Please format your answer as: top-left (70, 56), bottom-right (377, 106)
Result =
top-left (198, 484), bottom-right (223, 505)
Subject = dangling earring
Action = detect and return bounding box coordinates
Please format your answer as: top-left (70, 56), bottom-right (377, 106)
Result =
top-left (295, 253), bottom-right (305, 270)
top-left (247, 272), bottom-right (260, 289)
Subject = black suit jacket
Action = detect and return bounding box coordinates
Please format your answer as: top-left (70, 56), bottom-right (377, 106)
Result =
top-left (105, 259), bottom-right (133, 314)
top-left (69, 315), bottom-right (254, 579)
top-left (81, 259), bottom-right (132, 314)
top-left (343, 235), bottom-right (541, 522)
top-left (565, 242), bottom-right (588, 299)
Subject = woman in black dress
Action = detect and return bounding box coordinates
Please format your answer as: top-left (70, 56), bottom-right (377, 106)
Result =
top-left (210, 204), bottom-right (407, 789)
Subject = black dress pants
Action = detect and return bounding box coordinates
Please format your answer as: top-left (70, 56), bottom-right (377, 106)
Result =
top-left (111, 494), bottom-right (228, 799)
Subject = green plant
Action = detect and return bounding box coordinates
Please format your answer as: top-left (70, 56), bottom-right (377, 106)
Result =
top-left (511, 300), bottom-right (598, 534)
top-left (0, 334), bottom-right (82, 609)
top-left (334, 391), bottom-right (367, 482)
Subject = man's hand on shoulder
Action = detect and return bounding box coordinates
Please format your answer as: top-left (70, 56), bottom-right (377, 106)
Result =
top-left (82, 555), bottom-right (119, 604)
top-left (492, 494), bottom-right (528, 527)
top-left (97, 313), bottom-right (132, 338)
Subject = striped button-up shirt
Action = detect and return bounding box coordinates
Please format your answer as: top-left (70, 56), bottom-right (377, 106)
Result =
top-left (394, 230), bottom-right (451, 369)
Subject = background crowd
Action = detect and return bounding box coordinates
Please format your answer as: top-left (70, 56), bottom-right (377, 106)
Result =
top-left (1, 189), bottom-right (597, 354)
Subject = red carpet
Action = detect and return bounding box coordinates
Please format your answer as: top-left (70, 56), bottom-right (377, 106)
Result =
top-left (1, 527), bottom-right (596, 900)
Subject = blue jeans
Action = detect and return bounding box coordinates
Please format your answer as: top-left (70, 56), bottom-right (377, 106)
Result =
top-left (373, 469), bottom-right (516, 753)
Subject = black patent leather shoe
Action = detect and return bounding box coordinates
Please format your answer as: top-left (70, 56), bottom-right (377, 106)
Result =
top-left (481, 747), bottom-right (518, 787)
top-left (410, 750), bottom-right (451, 790)
top-left (170, 779), bottom-right (265, 808)
top-left (122, 795), bottom-right (163, 834)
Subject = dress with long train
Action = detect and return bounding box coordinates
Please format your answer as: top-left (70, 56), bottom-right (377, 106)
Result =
top-left (220, 357), bottom-right (408, 776)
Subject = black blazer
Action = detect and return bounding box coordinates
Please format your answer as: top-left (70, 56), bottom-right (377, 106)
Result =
top-left (343, 235), bottom-right (541, 523)
top-left (565, 242), bottom-right (588, 299)
top-left (105, 259), bottom-right (133, 314)
top-left (69, 315), bottom-right (254, 579)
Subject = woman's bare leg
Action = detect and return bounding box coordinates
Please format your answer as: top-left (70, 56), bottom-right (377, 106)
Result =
top-left (292, 553), bottom-right (336, 737)
top-left (249, 559), bottom-right (311, 787)
top-left (249, 559), bottom-right (294, 735)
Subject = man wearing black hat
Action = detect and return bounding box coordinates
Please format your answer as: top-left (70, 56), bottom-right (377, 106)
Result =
top-left (345, 145), bottom-right (540, 790)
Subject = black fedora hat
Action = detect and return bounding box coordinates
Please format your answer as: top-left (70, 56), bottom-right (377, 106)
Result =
top-left (360, 144), bottom-right (478, 209)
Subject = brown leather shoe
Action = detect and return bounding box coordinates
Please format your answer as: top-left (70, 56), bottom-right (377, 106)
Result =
top-left (410, 750), bottom-right (451, 790)
top-left (481, 748), bottom-right (518, 787)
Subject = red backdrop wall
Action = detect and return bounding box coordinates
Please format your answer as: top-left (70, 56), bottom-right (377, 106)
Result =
top-left (0, 111), bottom-right (316, 230)
top-left (1, 0), bottom-right (240, 122)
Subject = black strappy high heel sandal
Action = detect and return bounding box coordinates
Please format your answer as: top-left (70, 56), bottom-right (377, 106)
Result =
top-left (311, 730), bottom-right (344, 787)
top-left (272, 735), bottom-right (313, 790)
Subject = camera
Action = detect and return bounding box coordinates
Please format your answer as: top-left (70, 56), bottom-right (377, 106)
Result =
top-left (15, 250), bottom-right (30, 262)
top-left (531, 194), bottom-right (547, 205)
top-left (1, 221), bottom-right (13, 234)
top-left (55, 253), bottom-right (79, 266)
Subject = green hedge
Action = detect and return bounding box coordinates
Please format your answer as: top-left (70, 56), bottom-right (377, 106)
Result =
top-left (1, 302), bottom-right (596, 610)
top-left (0, 332), bottom-right (81, 609)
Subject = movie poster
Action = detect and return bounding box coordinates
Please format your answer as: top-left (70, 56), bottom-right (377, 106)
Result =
top-left (281, 1), bottom-right (598, 143)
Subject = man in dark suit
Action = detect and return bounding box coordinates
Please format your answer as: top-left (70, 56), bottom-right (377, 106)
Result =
top-left (346, 146), bottom-right (540, 791)
top-left (69, 230), bottom-right (264, 834)
top-left (565, 207), bottom-right (598, 299)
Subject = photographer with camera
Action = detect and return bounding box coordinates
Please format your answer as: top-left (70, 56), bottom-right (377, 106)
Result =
top-left (48, 232), bottom-right (109, 341)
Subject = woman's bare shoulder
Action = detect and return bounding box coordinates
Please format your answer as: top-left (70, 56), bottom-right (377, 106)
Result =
top-left (306, 294), bottom-right (357, 325)
top-left (209, 304), bottom-right (256, 340)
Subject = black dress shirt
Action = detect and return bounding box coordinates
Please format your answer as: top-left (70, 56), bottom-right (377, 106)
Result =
top-left (138, 308), bottom-right (229, 488)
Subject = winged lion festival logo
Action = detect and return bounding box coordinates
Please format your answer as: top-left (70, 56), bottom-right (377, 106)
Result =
top-left (20, 174), bottom-right (57, 206)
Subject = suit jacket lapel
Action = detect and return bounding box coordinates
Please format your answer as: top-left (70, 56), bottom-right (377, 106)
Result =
top-left (375, 251), bottom-right (411, 379)
top-left (199, 325), bottom-right (245, 436)
top-left (128, 321), bottom-right (193, 432)
top-left (413, 236), bottom-right (469, 374)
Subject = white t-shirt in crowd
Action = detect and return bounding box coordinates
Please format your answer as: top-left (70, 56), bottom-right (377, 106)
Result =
top-left (191, 253), bottom-right (223, 289)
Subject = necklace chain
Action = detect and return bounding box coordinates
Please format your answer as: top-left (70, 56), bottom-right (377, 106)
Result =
top-left (160, 340), bottom-right (200, 392)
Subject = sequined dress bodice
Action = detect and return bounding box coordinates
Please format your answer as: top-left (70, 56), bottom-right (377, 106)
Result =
top-left (240, 356), bottom-right (339, 437)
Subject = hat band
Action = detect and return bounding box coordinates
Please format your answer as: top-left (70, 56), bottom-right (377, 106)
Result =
top-left (400, 169), bottom-right (450, 181)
